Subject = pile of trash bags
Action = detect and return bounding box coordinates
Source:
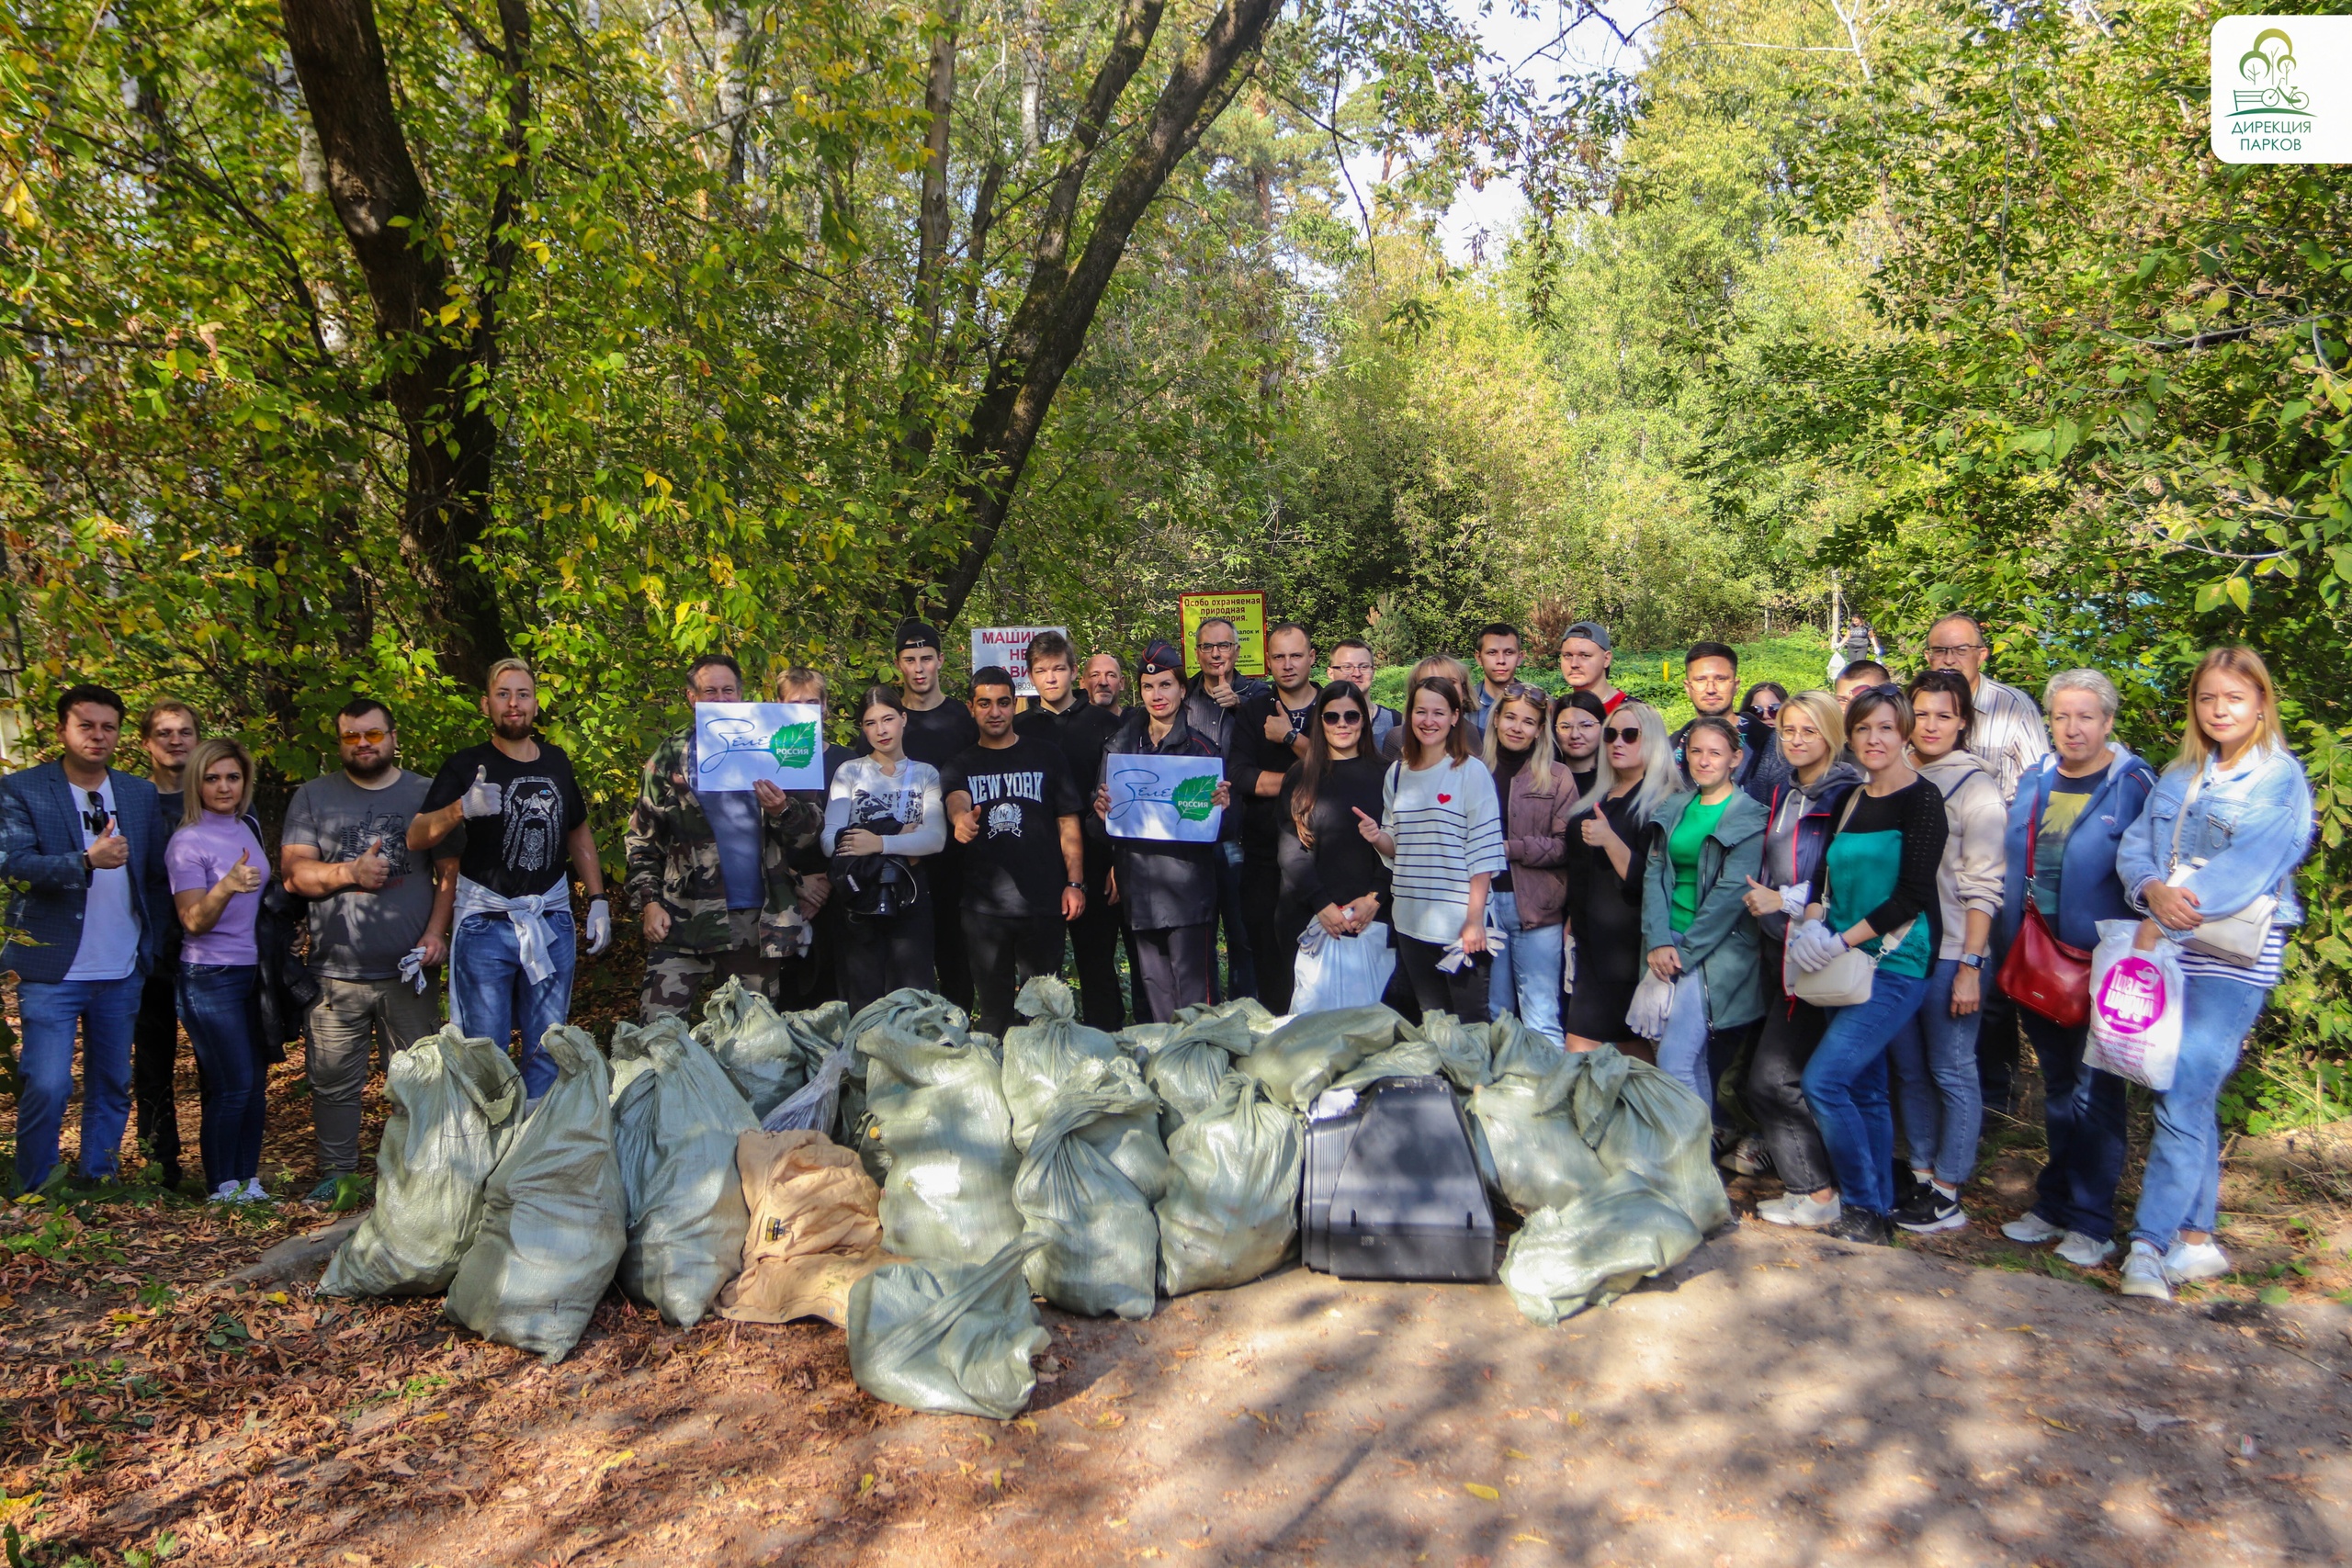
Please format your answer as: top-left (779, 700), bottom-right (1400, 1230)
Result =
top-left (322, 976), bottom-right (1730, 1398)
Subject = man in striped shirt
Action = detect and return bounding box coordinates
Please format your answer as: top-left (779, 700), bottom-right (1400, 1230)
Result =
top-left (1924, 614), bottom-right (2049, 806)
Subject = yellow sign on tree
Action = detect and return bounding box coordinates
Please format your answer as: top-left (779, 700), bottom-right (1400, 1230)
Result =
top-left (1178, 591), bottom-right (1269, 679)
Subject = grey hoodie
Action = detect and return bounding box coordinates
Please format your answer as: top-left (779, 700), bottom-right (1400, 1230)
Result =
top-left (1913, 749), bottom-right (2007, 961)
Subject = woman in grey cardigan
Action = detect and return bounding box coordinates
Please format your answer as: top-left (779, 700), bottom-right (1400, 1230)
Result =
top-left (1640, 716), bottom-right (1769, 1117)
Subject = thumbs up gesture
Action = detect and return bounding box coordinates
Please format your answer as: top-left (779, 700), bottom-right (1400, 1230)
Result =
top-left (219, 847), bottom-right (264, 897)
top-left (460, 764), bottom-right (503, 818)
top-left (350, 836), bottom-right (390, 890)
top-left (85, 815), bottom-right (130, 870)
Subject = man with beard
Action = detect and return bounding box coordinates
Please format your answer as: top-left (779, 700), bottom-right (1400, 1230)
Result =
top-left (132, 700), bottom-right (199, 1190)
top-left (282, 698), bottom-right (456, 1198)
top-left (410, 660), bottom-right (608, 1102)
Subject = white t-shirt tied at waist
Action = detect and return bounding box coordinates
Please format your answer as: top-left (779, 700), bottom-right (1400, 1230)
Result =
top-left (1379, 755), bottom-right (1509, 944)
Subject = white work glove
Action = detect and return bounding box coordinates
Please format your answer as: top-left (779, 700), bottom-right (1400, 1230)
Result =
top-left (397, 946), bottom-right (429, 995)
top-left (1562, 930), bottom-right (1577, 993)
top-left (460, 765), bottom-right (504, 818)
top-left (1778, 879), bottom-right (1812, 917)
top-left (584, 897), bottom-right (612, 955)
top-left (1787, 918), bottom-right (1847, 975)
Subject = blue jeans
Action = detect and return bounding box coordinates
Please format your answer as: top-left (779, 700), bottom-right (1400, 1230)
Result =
top-left (1213, 840), bottom-right (1256, 1001)
top-left (1802, 966), bottom-right (1929, 1215)
top-left (1487, 892), bottom-right (1565, 1045)
top-left (2022, 1010), bottom-right (2127, 1241)
top-left (14, 976), bottom-right (140, 1190)
top-left (176, 964), bottom-right (268, 1190)
top-left (1889, 958), bottom-right (1986, 1189)
top-left (450, 908), bottom-right (577, 1098)
top-left (2132, 974), bottom-right (2270, 1249)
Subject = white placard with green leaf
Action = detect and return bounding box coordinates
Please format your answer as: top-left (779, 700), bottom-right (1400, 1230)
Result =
top-left (692, 703), bottom-right (825, 791)
top-left (1102, 753), bottom-right (1224, 843)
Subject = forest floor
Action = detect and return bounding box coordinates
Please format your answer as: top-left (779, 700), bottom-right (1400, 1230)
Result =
top-left (6, 949), bottom-right (2352, 1567)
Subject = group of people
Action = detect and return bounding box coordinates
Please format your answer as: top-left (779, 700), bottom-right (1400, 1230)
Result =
top-left (3, 613), bottom-right (2315, 1303)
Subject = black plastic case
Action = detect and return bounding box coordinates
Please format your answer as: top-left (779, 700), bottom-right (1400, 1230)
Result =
top-left (1301, 1075), bottom-right (1497, 1281)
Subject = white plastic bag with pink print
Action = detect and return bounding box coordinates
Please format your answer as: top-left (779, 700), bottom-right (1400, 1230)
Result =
top-left (2084, 919), bottom-right (2185, 1092)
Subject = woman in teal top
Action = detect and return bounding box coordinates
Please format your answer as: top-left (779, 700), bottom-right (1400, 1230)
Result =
top-left (1785, 685), bottom-right (1949, 1245)
top-left (1642, 716), bottom-right (1768, 1118)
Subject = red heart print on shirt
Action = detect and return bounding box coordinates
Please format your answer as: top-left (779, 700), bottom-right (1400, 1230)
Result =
top-left (1437, 794), bottom-right (1453, 804)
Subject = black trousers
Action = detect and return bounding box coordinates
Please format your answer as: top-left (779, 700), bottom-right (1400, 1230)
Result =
top-left (1068, 883), bottom-right (1126, 1032)
top-left (1395, 932), bottom-right (1491, 1024)
top-left (839, 909), bottom-right (936, 1019)
top-left (1976, 984), bottom-right (2022, 1116)
top-left (928, 852), bottom-right (974, 1012)
top-left (1747, 938), bottom-right (1836, 1193)
top-left (1242, 852), bottom-right (1292, 1014)
top-left (965, 908), bottom-right (1067, 1038)
top-left (1133, 923), bottom-right (1213, 1024)
top-left (133, 963), bottom-right (184, 1180)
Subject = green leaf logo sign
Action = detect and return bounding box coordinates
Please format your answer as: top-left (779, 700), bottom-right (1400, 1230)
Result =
top-left (2233, 28), bottom-right (2313, 119)
top-left (1171, 773), bottom-right (1218, 822)
top-left (769, 721), bottom-right (818, 771)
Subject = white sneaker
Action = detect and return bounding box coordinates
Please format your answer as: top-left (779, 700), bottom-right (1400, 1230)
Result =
top-left (1758, 1190), bottom-right (1840, 1228)
top-left (209, 1179), bottom-right (243, 1203)
top-left (237, 1178), bottom-right (270, 1203)
top-left (2164, 1240), bottom-right (2231, 1283)
top-left (2118, 1240), bottom-right (2171, 1301)
top-left (2001, 1212), bottom-right (2064, 1245)
top-left (2054, 1231), bottom-right (2116, 1269)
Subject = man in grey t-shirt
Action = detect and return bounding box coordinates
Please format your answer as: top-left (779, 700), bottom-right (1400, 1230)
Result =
top-left (281, 698), bottom-right (454, 1198)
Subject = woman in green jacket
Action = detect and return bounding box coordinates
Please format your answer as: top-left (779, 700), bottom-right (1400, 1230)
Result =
top-left (1641, 716), bottom-right (1769, 1115)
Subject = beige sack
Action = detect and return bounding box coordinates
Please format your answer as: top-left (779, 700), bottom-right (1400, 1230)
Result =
top-left (718, 1129), bottom-right (898, 1325)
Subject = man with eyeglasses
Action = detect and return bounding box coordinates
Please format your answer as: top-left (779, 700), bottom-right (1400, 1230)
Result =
top-left (131, 701), bottom-right (199, 1190)
top-left (1557, 621), bottom-right (1626, 716)
top-left (1326, 639), bottom-right (1401, 753)
top-left (626, 653), bottom-right (826, 1024)
top-left (1183, 616), bottom-right (1266, 999)
top-left (281, 697), bottom-right (455, 1200)
top-left (1231, 622), bottom-right (1321, 1010)
top-left (1922, 613), bottom-right (2048, 806)
top-left (0, 683), bottom-right (172, 1191)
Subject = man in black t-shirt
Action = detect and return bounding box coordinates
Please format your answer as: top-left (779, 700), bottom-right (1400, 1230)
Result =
top-left (944, 667), bottom-right (1084, 1036)
top-left (409, 659), bottom-right (608, 1100)
top-left (1230, 621), bottom-right (1320, 1012)
top-left (1014, 632), bottom-right (1125, 1029)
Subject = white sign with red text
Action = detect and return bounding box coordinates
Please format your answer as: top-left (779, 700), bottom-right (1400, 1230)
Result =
top-left (970, 626), bottom-right (1068, 696)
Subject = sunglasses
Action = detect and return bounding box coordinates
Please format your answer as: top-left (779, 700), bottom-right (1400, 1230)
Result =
top-left (1750, 703), bottom-right (1781, 719)
top-left (1603, 726), bottom-right (1642, 744)
top-left (338, 728), bottom-right (391, 746)
top-left (1322, 709), bottom-right (1364, 725)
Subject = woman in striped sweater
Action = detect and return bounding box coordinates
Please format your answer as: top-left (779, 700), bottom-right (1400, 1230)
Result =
top-left (1356, 676), bottom-right (1509, 1022)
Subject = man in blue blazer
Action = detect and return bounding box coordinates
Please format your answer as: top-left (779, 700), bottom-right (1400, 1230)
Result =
top-left (1, 684), bottom-right (172, 1190)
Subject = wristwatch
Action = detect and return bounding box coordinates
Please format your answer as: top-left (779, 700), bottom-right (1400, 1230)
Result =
top-left (1066, 881), bottom-right (1084, 890)
top-left (1957, 953), bottom-right (1987, 970)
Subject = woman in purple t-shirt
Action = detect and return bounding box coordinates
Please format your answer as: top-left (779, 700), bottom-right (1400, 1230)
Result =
top-left (165, 739), bottom-right (272, 1203)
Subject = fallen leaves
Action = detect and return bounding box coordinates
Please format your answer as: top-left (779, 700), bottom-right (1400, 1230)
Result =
top-left (1463, 1483), bottom-right (1500, 1501)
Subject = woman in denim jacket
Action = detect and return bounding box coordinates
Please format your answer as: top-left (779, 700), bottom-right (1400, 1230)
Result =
top-left (2112, 647), bottom-right (2314, 1300)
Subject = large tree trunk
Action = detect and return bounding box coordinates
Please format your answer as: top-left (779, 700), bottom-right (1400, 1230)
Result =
top-left (278, 0), bottom-right (522, 687)
top-left (923, 0), bottom-right (1279, 627)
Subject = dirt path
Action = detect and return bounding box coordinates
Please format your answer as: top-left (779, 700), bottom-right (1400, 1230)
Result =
top-left (55, 1219), bottom-right (2328, 1568)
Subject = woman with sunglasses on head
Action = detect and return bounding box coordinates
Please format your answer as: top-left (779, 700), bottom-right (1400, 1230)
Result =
top-left (2110, 647), bottom-right (2313, 1300)
top-left (1640, 715), bottom-right (1768, 1111)
top-left (1736, 682), bottom-right (1792, 800)
top-left (1561, 702), bottom-right (1675, 1053)
top-left (1883, 669), bottom-right (2007, 1234)
top-left (165, 739), bottom-right (274, 1204)
top-left (1357, 676), bottom-right (1507, 1021)
top-left (1277, 681), bottom-right (1392, 975)
top-left (1740, 690), bottom-right (1862, 1213)
top-left (1785, 684), bottom-right (1950, 1245)
top-left (1482, 684), bottom-right (1577, 1043)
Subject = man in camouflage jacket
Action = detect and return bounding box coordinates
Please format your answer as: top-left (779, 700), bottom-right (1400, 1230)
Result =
top-left (625, 656), bottom-right (825, 1021)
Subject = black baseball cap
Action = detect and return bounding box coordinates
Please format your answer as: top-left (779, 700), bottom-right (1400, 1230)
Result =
top-left (1136, 640), bottom-right (1186, 680)
top-left (895, 617), bottom-right (943, 653)
top-left (1562, 621), bottom-right (1612, 652)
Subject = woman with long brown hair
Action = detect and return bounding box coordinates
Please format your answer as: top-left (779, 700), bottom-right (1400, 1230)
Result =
top-left (1275, 681), bottom-right (1392, 993)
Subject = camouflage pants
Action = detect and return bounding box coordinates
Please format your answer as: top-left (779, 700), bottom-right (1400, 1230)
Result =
top-left (640, 909), bottom-right (782, 1022)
